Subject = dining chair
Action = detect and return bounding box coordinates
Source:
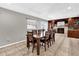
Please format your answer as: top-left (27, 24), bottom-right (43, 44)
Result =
top-left (52, 29), bottom-right (55, 42)
top-left (40, 31), bottom-right (50, 51)
top-left (45, 31), bottom-right (50, 48)
top-left (32, 30), bottom-right (37, 52)
top-left (49, 28), bottom-right (55, 44)
top-left (26, 31), bottom-right (33, 50)
top-left (50, 31), bottom-right (55, 44)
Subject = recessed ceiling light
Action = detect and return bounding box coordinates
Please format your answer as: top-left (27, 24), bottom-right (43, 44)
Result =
top-left (67, 6), bottom-right (72, 10)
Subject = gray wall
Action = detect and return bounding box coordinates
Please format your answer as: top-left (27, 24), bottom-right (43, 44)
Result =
top-left (0, 8), bottom-right (48, 46)
top-left (0, 8), bottom-right (27, 46)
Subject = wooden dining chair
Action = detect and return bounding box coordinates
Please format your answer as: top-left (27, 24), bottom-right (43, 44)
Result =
top-left (44, 30), bottom-right (52, 46)
top-left (49, 28), bottom-right (55, 45)
top-left (26, 30), bottom-right (38, 52)
top-left (26, 32), bottom-right (33, 50)
top-left (40, 31), bottom-right (50, 51)
top-left (45, 31), bottom-right (50, 48)
top-left (32, 30), bottom-right (37, 52)
top-left (52, 29), bottom-right (55, 42)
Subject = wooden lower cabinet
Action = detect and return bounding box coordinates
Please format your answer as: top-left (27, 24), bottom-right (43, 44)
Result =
top-left (57, 28), bottom-right (64, 34)
top-left (68, 30), bottom-right (79, 38)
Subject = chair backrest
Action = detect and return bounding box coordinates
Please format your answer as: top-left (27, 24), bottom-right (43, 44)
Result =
top-left (45, 31), bottom-right (50, 40)
top-left (32, 30), bottom-right (37, 35)
top-left (48, 29), bottom-right (55, 39)
top-left (49, 29), bottom-right (55, 42)
top-left (26, 32), bottom-right (33, 48)
top-left (38, 30), bottom-right (41, 36)
top-left (50, 31), bottom-right (54, 39)
top-left (27, 32), bottom-right (33, 42)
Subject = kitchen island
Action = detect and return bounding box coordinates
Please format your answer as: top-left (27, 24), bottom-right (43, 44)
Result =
top-left (68, 29), bottom-right (79, 38)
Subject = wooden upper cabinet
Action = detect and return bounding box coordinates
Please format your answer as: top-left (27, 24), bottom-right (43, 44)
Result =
top-left (48, 20), bottom-right (55, 30)
top-left (68, 18), bottom-right (75, 27)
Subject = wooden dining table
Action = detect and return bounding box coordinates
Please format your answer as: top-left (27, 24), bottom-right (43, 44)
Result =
top-left (32, 29), bottom-right (45, 55)
top-left (33, 35), bottom-right (42, 55)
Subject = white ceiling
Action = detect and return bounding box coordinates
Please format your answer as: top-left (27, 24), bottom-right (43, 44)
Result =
top-left (0, 3), bottom-right (79, 20)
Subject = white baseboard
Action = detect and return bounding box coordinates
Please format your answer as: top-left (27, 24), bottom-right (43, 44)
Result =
top-left (0, 40), bottom-right (26, 49)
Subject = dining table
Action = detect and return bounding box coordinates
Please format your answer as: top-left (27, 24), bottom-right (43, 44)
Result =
top-left (33, 35), bottom-right (42, 55)
top-left (32, 29), bottom-right (45, 55)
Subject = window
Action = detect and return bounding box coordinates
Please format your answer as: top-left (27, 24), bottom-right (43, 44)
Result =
top-left (26, 19), bottom-right (37, 29)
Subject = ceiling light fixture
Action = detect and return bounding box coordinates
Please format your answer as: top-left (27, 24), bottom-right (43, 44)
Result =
top-left (67, 6), bottom-right (72, 10)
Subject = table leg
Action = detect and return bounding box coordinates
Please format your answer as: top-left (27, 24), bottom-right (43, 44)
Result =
top-left (37, 38), bottom-right (40, 55)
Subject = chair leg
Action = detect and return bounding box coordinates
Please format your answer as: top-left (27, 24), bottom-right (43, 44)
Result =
top-left (42, 43), bottom-right (43, 46)
top-left (53, 34), bottom-right (55, 42)
top-left (28, 46), bottom-right (30, 50)
top-left (52, 39), bottom-right (53, 44)
top-left (47, 41), bottom-right (49, 48)
top-left (50, 40), bottom-right (52, 46)
top-left (45, 42), bottom-right (46, 51)
top-left (32, 47), bottom-right (34, 53)
top-left (53, 38), bottom-right (55, 42)
top-left (27, 43), bottom-right (30, 50)
top-left (32, 43), bottom-right (35, 53)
